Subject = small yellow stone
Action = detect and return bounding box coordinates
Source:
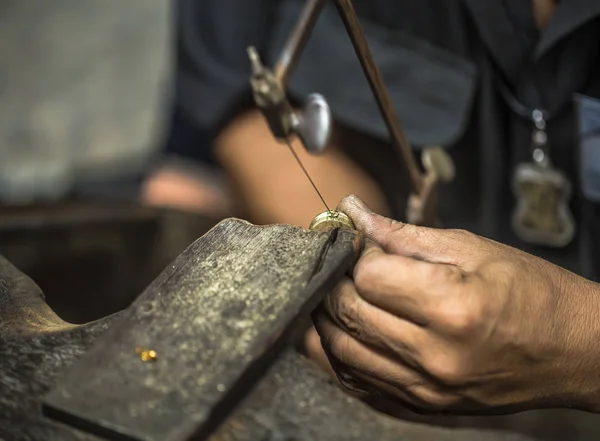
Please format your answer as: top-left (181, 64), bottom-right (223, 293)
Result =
top-left (136, 347), bottom-right (158, 362)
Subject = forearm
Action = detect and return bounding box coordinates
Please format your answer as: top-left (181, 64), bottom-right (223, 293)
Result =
top-left (214, 110), bottom-right (390, 227)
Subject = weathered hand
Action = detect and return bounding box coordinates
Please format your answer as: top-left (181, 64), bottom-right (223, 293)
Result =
top-left (313, 195), bottom-right (600, 414)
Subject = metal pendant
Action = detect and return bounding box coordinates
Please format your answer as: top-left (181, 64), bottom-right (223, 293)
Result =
top-left (511, 110), bottom-right (575, 248)
top-left (512, 162), bottom-right (575, 248)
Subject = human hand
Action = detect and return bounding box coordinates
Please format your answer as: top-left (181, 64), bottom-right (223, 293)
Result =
top-left (313, 195), bottom-right (600, 414)
top-left (141, 162), bottom-right (233, 218)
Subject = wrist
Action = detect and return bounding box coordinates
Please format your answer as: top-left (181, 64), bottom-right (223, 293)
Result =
top-left (556, 275), bottom-right (600, 411)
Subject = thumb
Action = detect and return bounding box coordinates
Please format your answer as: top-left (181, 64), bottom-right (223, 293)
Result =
top-left (337, 195), bottom-right (462, 263)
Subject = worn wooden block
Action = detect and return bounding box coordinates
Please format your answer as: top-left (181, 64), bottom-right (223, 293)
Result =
top-left (0, 254), bottom-right (112, 441)
top-left (4, 219), bottom-right (600, 441)
top-left (43, 219), bottom-right (361, 441)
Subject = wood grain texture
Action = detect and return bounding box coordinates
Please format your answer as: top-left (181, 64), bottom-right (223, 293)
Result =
top-left (0, 255), bottom-right (114, 441)
top-left (43, 219), bottom-right (360, 441)
top-left (3, 219), bottom-right (600, 441)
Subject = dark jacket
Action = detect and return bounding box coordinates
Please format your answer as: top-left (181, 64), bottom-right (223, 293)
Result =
top-left (171, 0), bottom-right (600, 279)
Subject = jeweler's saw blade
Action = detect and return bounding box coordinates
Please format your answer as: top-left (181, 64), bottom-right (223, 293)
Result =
top-left (285, 138), bottom-right (331, 212)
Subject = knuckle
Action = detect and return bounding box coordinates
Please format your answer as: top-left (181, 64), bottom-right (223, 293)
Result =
top-left (327, 330), bottom-right (353, 365)
top-left (422, 263), bottom-right (463, 283)
top-left (336, 295), bottom-right (365, 340)
top-left (380, 215), bottom-right (410, 237)
top-left (404, 226), bottom-right (459, 259)
top-left (354, 254), bottom-right (382, 291)
top-left (411, 386), bottom-right (459, 411)
top-left (425, 355), bottom-right (466, 386)
top-left (435, 297), bottom-right (484, 336)
top-left (446, 228), bottom-right (476, 241)
top-left (382, 221), bottom-right (415, 248)
top-left (387, 217), bottom-right (406, 232)
top-left (404, 225), bottom-right (433, 246)
top-left (326, 280), bottom-right (347, 312)
top-left (384, 335), bottom-right (420, 367)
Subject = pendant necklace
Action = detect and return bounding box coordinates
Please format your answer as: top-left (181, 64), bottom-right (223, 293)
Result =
top-left (500, 81), bottom-right (576, 248)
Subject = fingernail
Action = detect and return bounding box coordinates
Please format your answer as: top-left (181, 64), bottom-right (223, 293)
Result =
top-left (348, 195), bottom-right (372, 213)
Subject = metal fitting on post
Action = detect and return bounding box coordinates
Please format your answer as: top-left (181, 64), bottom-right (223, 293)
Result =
top-left (247, 47), bottom-right (295, 141)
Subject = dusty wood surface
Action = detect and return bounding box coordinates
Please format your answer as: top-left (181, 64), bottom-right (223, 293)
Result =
top-left (43, 219), bottom-right (360, 441)
top-left (3, 218), bottom-right (600, 441)
top-left (0, 254), bottom-right (111, 441)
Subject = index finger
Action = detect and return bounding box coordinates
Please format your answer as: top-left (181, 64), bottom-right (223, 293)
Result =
top-left (338, 195), bottom-right (471, 267)
top-left (354, 241), bottom-right (464, 326)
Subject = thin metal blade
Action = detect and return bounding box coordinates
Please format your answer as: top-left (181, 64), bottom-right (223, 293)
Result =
top-left (285, 138), bottom-right (331, 212)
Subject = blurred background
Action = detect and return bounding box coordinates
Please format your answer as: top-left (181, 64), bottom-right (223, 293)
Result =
top-left (0, 0), bottom-right (215, 324)
top-left (0, 0), bottom-right (444, 326)
top-left (0, 0), bottom-right (169, 201)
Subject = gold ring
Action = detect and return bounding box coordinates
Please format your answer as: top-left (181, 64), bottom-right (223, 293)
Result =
top-left (309, 210), bottom-right (355, 231)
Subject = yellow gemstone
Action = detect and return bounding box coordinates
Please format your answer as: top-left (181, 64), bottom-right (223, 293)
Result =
top-left (135, 347), bottom-right (158, 362)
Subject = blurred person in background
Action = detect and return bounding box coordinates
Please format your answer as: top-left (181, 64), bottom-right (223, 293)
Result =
top-left (143, 0), bottom-right (600, 414)
top-left (141, 0), bottom-right (392, 226)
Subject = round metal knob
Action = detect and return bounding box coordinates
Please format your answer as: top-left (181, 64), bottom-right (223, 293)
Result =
top-left (422, 146), bottom-right (455, 182)
top-left (291, 93), bottom-right (332, 154)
